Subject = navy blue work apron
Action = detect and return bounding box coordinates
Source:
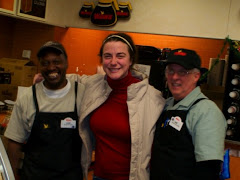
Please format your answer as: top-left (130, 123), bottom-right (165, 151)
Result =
top-left (150, 98), bottom-right (205, 180)
top-left (21, 82), bottom-right (83, 180)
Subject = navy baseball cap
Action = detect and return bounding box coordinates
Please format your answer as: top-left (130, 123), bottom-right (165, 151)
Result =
top-left (166, 48), bottom-right (201, 70)
top-left (37, 41), bottom-right (67, 59)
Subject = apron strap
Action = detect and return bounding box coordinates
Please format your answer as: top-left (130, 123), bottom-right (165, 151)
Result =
top-left (74, 81), bottom-right (78, 115)
top-left (32, 84), bottom-right (39, 114)
top-left (187, 98), bottom-right (207, 113)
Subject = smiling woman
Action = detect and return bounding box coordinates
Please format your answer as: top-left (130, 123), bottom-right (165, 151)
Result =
top-left (101, 41), bottom-right (132, 80)
top-left (62, 32), bottom-right (166, 180)
top-left (87, 33), bottom-right (163, 180)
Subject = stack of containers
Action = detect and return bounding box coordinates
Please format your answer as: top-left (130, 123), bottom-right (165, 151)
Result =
top-left (223, 40), bottom-right (240, 141)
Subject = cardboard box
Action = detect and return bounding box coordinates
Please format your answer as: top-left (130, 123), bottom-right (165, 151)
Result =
top-left (0, 58), bottom-right (37, 87)
top-left (207, 58), bottom-right (225, 86)
top-left (0, 84), bottom-right (18, 101)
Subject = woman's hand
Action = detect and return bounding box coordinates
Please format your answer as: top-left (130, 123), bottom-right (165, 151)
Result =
top-left (33, 73), bottom-right (44, 84)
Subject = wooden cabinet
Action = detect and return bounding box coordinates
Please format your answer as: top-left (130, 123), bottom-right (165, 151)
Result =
top-left (0, 0), bottom-right (47, 22)
top-left (16, 0), bottom-right (47, 22)
top-left (0, 0), bottom-right (66, 27)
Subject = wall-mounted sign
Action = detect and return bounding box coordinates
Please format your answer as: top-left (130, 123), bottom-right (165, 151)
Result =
top-left (79, 0), bottom-right (132, 27)
top-left (79, 2), bottom-right (94, 18)
top-left (17, 0), bottom-right (47, 21)
top-left (91, 0), bottom-right (119, 26)
top-left (117, 2), bottom-right (132, 19)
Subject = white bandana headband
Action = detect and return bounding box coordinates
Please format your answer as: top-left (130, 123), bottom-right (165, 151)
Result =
top-left (103, 35), bottom-right (134, 52)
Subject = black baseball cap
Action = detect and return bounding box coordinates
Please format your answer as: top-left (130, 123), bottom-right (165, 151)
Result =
top-left (37, 41), bottom-right (67, 59)
top-left (166, 48), bottom-right (201, 70)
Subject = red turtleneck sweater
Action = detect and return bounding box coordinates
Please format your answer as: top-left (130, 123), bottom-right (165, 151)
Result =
top-left (90, 72), bottom-right (140, 180)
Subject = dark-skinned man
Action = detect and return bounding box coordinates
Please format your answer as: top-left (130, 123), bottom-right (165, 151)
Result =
top-left (4, 41), bottom-right (85, 180)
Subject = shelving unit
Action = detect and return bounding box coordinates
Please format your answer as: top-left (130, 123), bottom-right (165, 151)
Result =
top-left (200, 84), bottom-right (225, 110)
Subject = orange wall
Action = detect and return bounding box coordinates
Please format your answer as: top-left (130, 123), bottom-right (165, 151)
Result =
top-left (0, 15), bottom-right (228, 76)
top-left (12, 20), bottom-right (55, 64)
top-left (55, 28), bottom-right (228, 75)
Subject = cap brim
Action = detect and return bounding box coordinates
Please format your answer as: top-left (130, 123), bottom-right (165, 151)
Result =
top-left (166, 60), bottom-right (193, 70)
top-left (37, 46), bottom-right (63, 58)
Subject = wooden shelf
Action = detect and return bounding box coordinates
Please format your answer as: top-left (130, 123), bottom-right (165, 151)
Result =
top-left (200, 84), bottom-right (225, 110)
top-left (225, 139), bottom-right (240, 150)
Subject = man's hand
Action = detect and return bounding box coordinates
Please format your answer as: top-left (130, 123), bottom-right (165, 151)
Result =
top-left (33, 73), bottom-right (43, 84)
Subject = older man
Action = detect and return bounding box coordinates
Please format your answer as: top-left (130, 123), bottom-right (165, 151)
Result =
top-left (150, 48), bottom-right (227, 180)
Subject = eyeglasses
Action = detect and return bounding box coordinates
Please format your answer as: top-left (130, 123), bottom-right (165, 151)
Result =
top-left (165, 69), bottom-right (194, 77)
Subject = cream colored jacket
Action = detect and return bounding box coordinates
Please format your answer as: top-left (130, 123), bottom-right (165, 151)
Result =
top-left (68, 71), bottom-right (165, 180)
